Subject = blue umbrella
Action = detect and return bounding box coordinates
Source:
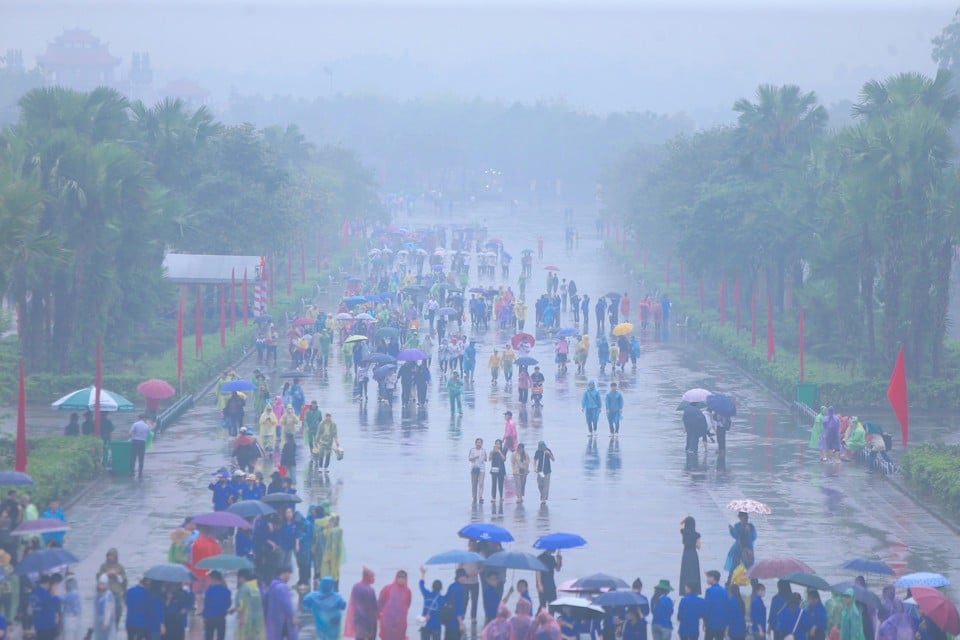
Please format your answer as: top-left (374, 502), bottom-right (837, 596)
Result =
top-left (842, 558), bottom-right (895, 576)
top-left (0, 471), bottom-right (33, 486)
top-left (364, 294), bottom-right (382, 302)
top-left (515, 356), bottom-right (539, 367)
top-left (397, 349), bottom-right (428, 362)
top-left (706, 393), bottom-right (737, 417)
top-left (344, 296), bottom-right (367, 306)
top-left (362, 353), bottom-right (396, 365)
top-left (593, 590), bottom-right (649, 607)
top-left (221, 379), bottom-right (257, 393)
top-left (14, 548), bottom-right (80, 575)
top-left (533, 532), bottom-right (587, 550)
top-left (373, 364), bottom-right (396, 380)
top-left (227, 500), bottom-right (275, 518)
top-left (144, 563), bottom-right (193, 583)
top-left (458, 523), bottom-right (514, 543)
top-left (557, 328), bottom-right (579, 338)
top-left (425, 550), bottom-right (486, 566)
top-left (896, 572), bottom-right (950, 588)
top-left (483, 551), bottom-right (547, 572)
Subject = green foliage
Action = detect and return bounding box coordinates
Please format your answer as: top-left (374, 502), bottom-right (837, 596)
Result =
top-left (902, 444), bottom-right (960, 512)
top-left (0, 435), bottom-right (103, 508)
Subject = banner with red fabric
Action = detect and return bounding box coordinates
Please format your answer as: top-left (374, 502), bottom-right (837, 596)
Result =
top-left (887, 345), bottom-right (909, 446)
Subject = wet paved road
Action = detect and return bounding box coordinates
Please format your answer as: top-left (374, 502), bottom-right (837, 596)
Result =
top-left (60, 202), bottom-right (959, 637)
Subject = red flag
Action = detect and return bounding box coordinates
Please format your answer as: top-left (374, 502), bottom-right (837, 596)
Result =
top-left (230, 268), bottom-right (236, 332)
top-left (300, 241), bottom-right (306, 283)
top-left (751, 289), bottom-right (757, 347)
top-left (799, 306), bottom-right (805, 381)
top-left (95, 337), bottom-right (102, 437)
top-left (195, 287), bottom-right (203, 357)
top-left (268, 256), bottom-right (274, 305)
top-left (887, 345), bottom-right (909, 446)
top-left (679, 260), bottom-right (685, 297)
top-left (286, 251), bottom-right (292, 295)
top-left (719, 278), bottom-right (726, 325)
top-left (698, 276), bottom-right (705, 313)
top-left (766, 293), bottom-right (775, 362)
top-left (242, 269), bottom-right (249, 326)
top-left (219, 284), bottom-right (226, 348)
top-left (665, 257), bottom-right (670, 287)
top-left (734, 274), bottom-right (742, 333)
top-left (176, 286), bottom-right (185, 386)
top-left (15, 360), bottom-right (27, 471)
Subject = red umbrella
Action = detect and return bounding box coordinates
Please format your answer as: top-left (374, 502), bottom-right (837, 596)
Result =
top-left (544, 265), bottom-right (560, 271)
top-left (137, 379), bottom-right (176, 400)
top-left (292, 317), bottom-right (315, 327)
top-left (911, 586), bottom-right (960, 635)
top-left (511, 333), bottom-right (536, 350)
top-left (747, 557), bottom-right (815, 580)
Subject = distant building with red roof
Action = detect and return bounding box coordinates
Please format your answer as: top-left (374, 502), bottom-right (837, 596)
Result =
top-left (36, 29), bottom-right (121, 89)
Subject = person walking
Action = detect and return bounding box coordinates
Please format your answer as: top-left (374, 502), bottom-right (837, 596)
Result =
top-left (447, 371), bottom-right (464, 416)
top-left (95, 574), bottom-right (116, 640)
top-left (535, 548), bottom-right (562, 613)
top-left (97, 548), bottom-right (127, 629)
top-left (502, 412), bottom-right (518, 453)
top-left (315, 413), bottom-right (340, 473)
top-left (489, 440), bottom-right (506, 503)
top-left (128, 414), bottom-right (154, 479)
top-left (512, 443), bottom-right (530, 504)
top-left (264, 566), bottom-right (297, 640)
top-left (517, 366), bottom-right (531, 404)
top-left (605, 382), bottom-right (624, 436)
top-left (469, 438), bottom-right (487, 504)
top-left (302, 577), bottom-right (346, 640)
top-left (488, 349), bottom-right (501, 384)
top-left (679, 517), bottom-right (702, 596)
top-left (345, 568), bottom-right (378, 640)
top-left (581, 381), bottom-right (602, 436)
top-left (533, 441), bottom-right (555, 504)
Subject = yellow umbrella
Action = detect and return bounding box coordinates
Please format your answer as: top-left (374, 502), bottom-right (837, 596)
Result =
top-left (612, 322), bottom-right (634, 336)
top-left (344, 334), bottom-right (369, 344)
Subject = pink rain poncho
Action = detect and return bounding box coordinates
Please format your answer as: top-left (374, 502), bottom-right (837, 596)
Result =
top-left (376, 571), bottom-right (412, 640)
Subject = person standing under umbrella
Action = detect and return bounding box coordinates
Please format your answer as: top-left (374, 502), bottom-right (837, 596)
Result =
top-left (682, 406), bottom-right (708, 455)
top-left (535, 548), bottom-right (562, 612)
top-left (725, 513), bottom-right (757, 584)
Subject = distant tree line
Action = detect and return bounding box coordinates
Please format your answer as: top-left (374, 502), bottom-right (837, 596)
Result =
top-left (0, 87), bottom-right (384, 372)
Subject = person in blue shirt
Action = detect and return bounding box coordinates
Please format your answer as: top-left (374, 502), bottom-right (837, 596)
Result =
top-left (728, 585), bottom-right (748, 640)
top-left (751, 582), bottom-right (768, 640)
top-left (769, 580), bottom-right (793, 640)
top-left (201, 571), bottom-right (231, 640)
top-left (804, 590), bottom-right (828, 640)
top-left (40, 499), bottom-right (67, 546)
top-left (0, 611), bottom-right (6, 640)
top-left (624, 607), bottom-right (648, 640)
top-left (481, 571), bottom-right (501, 625)
top-left (678, 581), bottom-right (707, 640)
top-left (125, 578), bottom-right (150, 640)
top-left (239, 474), bottom-right (262, 501)
top-left (605, 382), bottom-right (625, 435)
top-left (651, 580), bottom-right (675, 640)
top-left (777, 594), bottom-right (805, 640)
top-left (443, 568), bottom-right (468, 640)
top-left (235, 526), bottom-right (254, 561)
top-left (418, 566), bottom-right (445, 640)
top-left (146, 582), bottom-right (165, 640)
top-left (503, 578), bottom-right (533, 609)
top-left (704, 570), bottom-right (729, 640)
top-left (208, 473), bottom-right (233, 511)
top-left (30, 575), bottom-right (61, 640)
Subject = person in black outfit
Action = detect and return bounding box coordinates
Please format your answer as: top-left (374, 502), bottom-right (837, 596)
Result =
top-left (536, 549), bottom-right (561, 612)
top-left (682, 405), bottom-right (708, 454)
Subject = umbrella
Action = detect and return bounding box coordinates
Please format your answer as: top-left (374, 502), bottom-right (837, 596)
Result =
top-left (220, 379), bottom-right (257, 393)
top-left (469, 287), bottom-right (487, 294)
top-left (344, 296), bottom-right (367, 306)
top-left (571, 573), bottom-right (630, 591)
top-left (612, 322), bottom-right (634, 336)
top-left (676, 400), bottom-right (705, 411)
top-left (458, 523), bottom-right (514, 543)
top-left (196, 554), bottom-right (255, 571)
top-left (726, 499), bottom-right (771, 515)
top-left (438, 283), bottom-right (458, 291)
top-left (137, 379), bottom-right (176, 400)
top-left (334, 312), bottom-right (354, 320)
top-left (11, 518), bottom-right (70, 536)
top-left (605, 292), bottom-right (622, 299)
top-left (261, 492), bottom-right (303, 504)
top-left (842, 558), bottom-right (895, 576)
top-left (425, 550), bottom-right (486, 566)
top-left (438, 307), bottom-right (459, 316)
top-left (557, 328), bottom-right (579, 338)
top-left (747, 558), bottom-right (815, 580)
top-left (373, 364), bottom-right (397, 380)
top-left (548, 597), bottom-right (605, 619)
top-left (533, 533), bottom-right (587, 551)
top-left (362, 353), bottom-right (396, 365)
top-left (292, 317), bottom-right (314, 327)
top-left (782, 572), bottom-right (832, 591)
top-left (355, 313), bottom-right (375, 321)
top-left (522, 249), bottom-right (534, 255)
top-left (144, 563), bottom-right (193, 583)
top-left (706, 393), bottom-right (737, 417)
top-left (831, 582), bottom-right (883, 610)
top-left (896, 573), bottom-right (950, 589)
top-left (515, 356), bottom-right (539, 367)
top-left (0, 471), bottom-right (33, 486)
top-left (14, 548), bottom-right (80, 575)
top-left (544, 266), bottom-right (560, 271)
top-left (344, 335), bottom-right (369, 344)
top-left (226, 500), bottom-right (275, 518)
top-left (483, 551), bottom-right (548, 572)
top-left (594, 590), bottom-right (649, 607)
top-left (511, 333), bottom-right (536, 349)
top-left (364, 295), bottom-right (381, 302)
top-left (278, 371), bottom-right (306, 379)
top-left (375, 327), bottom-right (400, 339)
top-left (193, 511), bottom-right (253, 529)
top-left (910, 586), bottom-right (960, 635)
top-left (397, 349), bottom-right (428, 362)
top-left (681, 388), bottom-right (713, 404)
top-left (50, 386), bottom-right (135, 412)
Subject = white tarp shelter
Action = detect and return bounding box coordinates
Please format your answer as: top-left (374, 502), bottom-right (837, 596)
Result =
top-left (162, 254), bottom-right (263, 285)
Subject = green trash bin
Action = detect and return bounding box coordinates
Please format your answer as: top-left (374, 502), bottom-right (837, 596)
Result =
top-left (796, 382), bottom-right (819, 408)
top-left (109, 440), bottom-right (132, 476)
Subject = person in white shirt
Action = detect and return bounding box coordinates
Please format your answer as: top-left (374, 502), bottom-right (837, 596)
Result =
top-left (128, 414), bottom-right (155, 479)
top-left (468, 438), bottom-right (487, 504)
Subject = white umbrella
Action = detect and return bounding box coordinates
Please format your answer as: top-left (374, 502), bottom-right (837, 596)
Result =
top-left (50, 386), bottom-right (134, 412)
top-left (681, 388), bottom-right (713, 403)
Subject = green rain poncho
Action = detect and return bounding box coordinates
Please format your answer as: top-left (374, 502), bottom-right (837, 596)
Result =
top-left (809, 406), bottom-right (826, 450)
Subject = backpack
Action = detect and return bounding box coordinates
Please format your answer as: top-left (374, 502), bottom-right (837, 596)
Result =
top-left (438, 597), bottom-right (456, 625)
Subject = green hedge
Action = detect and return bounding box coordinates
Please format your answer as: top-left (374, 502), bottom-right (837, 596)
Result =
top-left (901, 444), bottom-right (960, 513)
top-left (0, 434), bottom-right (104, 508)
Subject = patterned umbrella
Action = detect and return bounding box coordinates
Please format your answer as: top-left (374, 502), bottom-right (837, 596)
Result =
top-left (50, 386), bottom-right (134, 412)
top-left (896, 573), bottom-right (950, 589)
top-left (747, 558), bottom-right (814, 579)
top-left (726, 499), bottom-right (772, 515)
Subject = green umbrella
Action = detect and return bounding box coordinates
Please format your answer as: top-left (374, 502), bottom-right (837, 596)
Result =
top-left (196, 554), bottom-right (254, 571)
top-left (782, 571), bottom-right (832, 591)
top-left (50, 386), bottom-right (135, 412)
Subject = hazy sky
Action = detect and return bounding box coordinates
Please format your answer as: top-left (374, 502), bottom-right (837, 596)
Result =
top-left (3, 1), bottom-right (957, 119)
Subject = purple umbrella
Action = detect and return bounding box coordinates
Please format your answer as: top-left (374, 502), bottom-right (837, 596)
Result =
top-left (11, 518), bottom-right (70, 536)
top-left (193, 511), bottom-right (253, 529)
top-left (396, 349), bottom-right (428, 362)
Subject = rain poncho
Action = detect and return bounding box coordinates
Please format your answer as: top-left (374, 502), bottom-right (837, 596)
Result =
top-left (481, 604), bottom-right (511, 639)
top-left (259, 407), bottom-right (278, 450)
top-left (345, 568), bottom-right (378, 639)
top-left (724, 520), bottom-right (757, 572)
top-left (509, 598), bottom-right (535, 639)
top-left (302, 577), bottom-right (346, 640)
top-left (809, 407), bottom-right (826, 450)
top-left (845, 420), bottom-right (866, 451)
top-left (598, 336), bottom-right (610, 366)
top-left (279, 406), bottom-right (301, 438)
top-left (264, 577), bottom-right (297, 640)
top-left (377, 571), bottom-right (412, 640)
top-left (321, 516), bottom-right (346, 584)
top-left (840, 594), bottom-right (865, 640)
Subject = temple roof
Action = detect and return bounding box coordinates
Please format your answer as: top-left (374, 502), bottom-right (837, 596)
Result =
top-left (37, 29), bottom-right (121, 68)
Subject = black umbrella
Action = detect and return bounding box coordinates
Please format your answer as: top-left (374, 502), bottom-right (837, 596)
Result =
top-left (261, 492), bottom-right (303, 505)
top-left (571, 573), bottom-right (630, 591)
top-left (831, 582), bottom-right (882, 610)
top-left (226, 500), bottom-right (275, 518)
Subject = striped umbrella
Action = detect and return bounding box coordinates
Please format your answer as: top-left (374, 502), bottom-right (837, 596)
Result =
top-left (50, 386), bottom-right (135, 412)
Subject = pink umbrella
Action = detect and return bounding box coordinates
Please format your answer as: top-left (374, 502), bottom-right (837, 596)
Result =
top-left (137, 379), bottom-right (176, 400)
top-left (12, 518), bottom-right (70, 536)
top-left (747, 557), bottom-right (815, 580)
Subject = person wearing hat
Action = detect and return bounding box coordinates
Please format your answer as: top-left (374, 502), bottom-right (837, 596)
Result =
top-left (97, 548), bottom-right (127, 629)
top-left (208, 471), bottom-right (233, 512)
top-left (651, 580), bottom-right (675, 640)
top-left (95, 572), bottom-right (116, 640)
top-left (240, 474), bottom-right (262, 501)
top-left (233, 428), bottom-right (261, 474)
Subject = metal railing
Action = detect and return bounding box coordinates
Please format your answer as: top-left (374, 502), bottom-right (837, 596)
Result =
top-left (157, 394), bottom-right (194, 432)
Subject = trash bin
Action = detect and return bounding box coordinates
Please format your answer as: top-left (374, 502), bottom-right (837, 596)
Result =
top-left (796, 382), bottom-right (819, 408)
top-left (109, 440), bottom-right (132, 476)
